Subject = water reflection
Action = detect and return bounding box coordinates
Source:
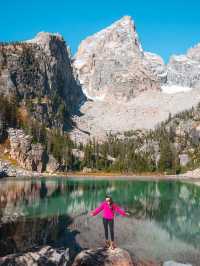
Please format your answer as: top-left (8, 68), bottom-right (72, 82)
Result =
top-left (0, 178), bottom-right (200, 260)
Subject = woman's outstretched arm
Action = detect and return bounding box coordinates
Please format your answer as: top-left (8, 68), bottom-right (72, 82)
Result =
top-left (114, 204), bottom-right (127, 216)
top-left (90, 202), bottom-right (104, 216)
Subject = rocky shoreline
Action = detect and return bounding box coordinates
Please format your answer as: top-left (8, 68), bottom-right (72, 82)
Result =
top-left (1, 127), bottom-right (200, 181)
top-left (0, 245), bottom-right (193, 266)
top-left (1, 159), bottom-right (200, 182)
top-left (0, 159), bottom-right (45, 178)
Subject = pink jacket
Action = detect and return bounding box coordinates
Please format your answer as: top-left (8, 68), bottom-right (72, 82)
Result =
top-left (91, 201), bottom-right (127, 220)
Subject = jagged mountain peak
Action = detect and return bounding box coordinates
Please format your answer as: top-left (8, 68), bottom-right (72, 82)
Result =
top-left (76, 16), bottom-right (143, 58)
top-left (167, 42), bottom-right (200, 88)
top-left (187, 43), bottom-right (200, 61)
top-left (74, 16), bottom-right (159, 102)
top-left (27, 31), bottom-right (64, 44)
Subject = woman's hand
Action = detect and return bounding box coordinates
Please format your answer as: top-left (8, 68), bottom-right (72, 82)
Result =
top-left (90, 211), bottom-right (94, 216)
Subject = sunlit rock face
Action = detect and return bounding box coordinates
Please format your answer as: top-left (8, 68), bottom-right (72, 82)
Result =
top-left (7, 128), bottom-right (61, 173)
top-left (167, 44), bottom-right (200, 88)
top-left (8, 128), bottom-right (46, 172)
top-left (71, 16), bottom-right (200, 142)
top-left (74, 16), bottom-right (160, 102)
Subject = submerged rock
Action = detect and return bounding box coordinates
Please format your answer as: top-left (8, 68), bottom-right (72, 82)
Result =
top-left (0, 246), bottom-right (70, 266)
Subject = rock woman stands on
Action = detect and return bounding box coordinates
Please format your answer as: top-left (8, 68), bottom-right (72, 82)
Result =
top-left (90, 195), bottom-right (129, 250)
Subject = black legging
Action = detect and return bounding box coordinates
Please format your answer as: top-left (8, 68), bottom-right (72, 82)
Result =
top-left (103, 218), bottom-right (114, 241)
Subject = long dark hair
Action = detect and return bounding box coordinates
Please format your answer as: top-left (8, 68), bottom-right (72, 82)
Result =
top-left (105, 195), bottom-right (114, 209)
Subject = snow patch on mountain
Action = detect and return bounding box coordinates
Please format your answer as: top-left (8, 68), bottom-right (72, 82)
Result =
top-left (82, 87), bottom-right (106, 101)
top-left (161, 85), bottom-right (193, 94)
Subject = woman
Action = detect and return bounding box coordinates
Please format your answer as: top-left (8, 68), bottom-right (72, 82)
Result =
top-left (90, 195), bottom-right (129, 250)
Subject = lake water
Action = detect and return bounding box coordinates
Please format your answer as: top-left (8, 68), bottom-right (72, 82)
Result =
top-left (0, 177), bottom-right (200, 264)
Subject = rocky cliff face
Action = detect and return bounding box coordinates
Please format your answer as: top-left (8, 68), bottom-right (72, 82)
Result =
top-left (73, 16), bottom-right (200, 101)
top-left (167, 44), bottom-right (200, 88)
top-left (143, 52), bottom-right (167, 84)
top-left (74, 16), bottom-right (160, 102)
top-left (7, 128), bottom-right (60, 173)
top-left (8, 128), bottom-right (46, 172)
top-left (0, 32), bottom-right (85, 130)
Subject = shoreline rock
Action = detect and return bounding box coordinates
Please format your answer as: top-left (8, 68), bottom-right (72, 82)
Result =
top-left (72, 247), bottom-right (133, 266)
top-left (0, 246), bottom-right (70, 266)
top-left (0, 245), bottom-right (194, 266)
top-left (72, 247), bottom-right (160, 266)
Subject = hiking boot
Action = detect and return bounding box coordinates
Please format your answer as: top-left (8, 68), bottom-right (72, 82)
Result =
top-left (104, 240), bottom-right (110, 248)
top-left (110, 241), bottom-right (116, 250)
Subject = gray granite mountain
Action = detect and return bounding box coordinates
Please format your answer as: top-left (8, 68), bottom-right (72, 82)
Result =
top-left (70, 17), bottom-right (200, 142)
top-left (73, 16), bottom-right (160, 102)
top-left (0, 32), bottom-right (85, 131)
top-left (167, 44), bottom-right (200, 88)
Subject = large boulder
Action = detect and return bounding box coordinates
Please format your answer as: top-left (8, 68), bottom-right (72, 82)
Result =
top-left (72, 248), bottom-right (134, 266)
top-left (74, 16), bottom-right (160, 102)
top-left (72, 248), bottom-right (160, 266)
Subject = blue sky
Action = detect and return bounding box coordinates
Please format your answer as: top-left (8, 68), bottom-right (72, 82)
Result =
top-left (1, 0), bottom-right (200, 62)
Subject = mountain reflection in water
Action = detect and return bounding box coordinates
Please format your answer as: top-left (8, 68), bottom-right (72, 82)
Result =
top-left (0, 178), bottom-right (200, 263)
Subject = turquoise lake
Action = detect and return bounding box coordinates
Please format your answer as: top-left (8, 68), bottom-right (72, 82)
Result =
top-left (0, 177), bottom-right (200, 264)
